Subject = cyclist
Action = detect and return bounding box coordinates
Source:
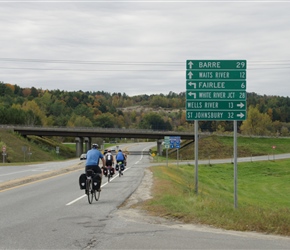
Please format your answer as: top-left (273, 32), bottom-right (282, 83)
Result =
top-left (115, 149), bottom-right (126, 174)
top-left (104, 149), bottom-right (115, 176)
top-left (85, 143), bottom-right (105, 191)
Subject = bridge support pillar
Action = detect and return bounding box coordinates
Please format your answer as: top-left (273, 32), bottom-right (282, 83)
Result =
top-left (157, 139), bottom-right (163, 156)
top-left (75, 137), bottom-right (83, 157)
top-left (84, 137), bottom-right (91, 152)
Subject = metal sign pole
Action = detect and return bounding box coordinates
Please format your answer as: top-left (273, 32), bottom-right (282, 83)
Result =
top-left (166, 148), bottom-right (168, 167)
top-left (234, 120), bottom-right (238, 208)
top-left (195, 120), bottom-right (199, 194)
top-left (177, 148), bottom-right (179, 167)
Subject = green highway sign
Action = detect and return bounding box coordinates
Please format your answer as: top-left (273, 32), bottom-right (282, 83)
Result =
top-left (186, 59), bottom-right (247, 121)
top-left (186, 60), bottom-right (247, 70)
top-left (186, 110), bottom-right (246, 121)
top-left (186, 90), bottom-right (246, 100)
top-left (186, 100), bottom-right (246, 110)
top-left (186, 80), bottom-right (246, 90)
top-left (186, 70), bottom-right (246, 80)
top-left (164, 136), bottom-right (170, 148)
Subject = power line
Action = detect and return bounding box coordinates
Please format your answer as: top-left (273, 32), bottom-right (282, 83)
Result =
top-left (1, 58), bottom-right (290, 71)
top-left (0, 66), bottom-right (289, 72)
top-left (1, 57), bottom-right (290, 65)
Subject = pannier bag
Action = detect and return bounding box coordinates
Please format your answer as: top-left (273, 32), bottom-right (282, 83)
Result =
top-left (79, 173), bottom-right (87, 190)
top-left (115, 164), bottom-right (124, 172)
top-left (103, 168), bottom-right (108, 176)
top-left (92, 174), bottom-right (101, 190)
top-left (110, 168), bottom-right (115, 175)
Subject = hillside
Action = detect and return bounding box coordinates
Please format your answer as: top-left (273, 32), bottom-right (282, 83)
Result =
top-left (0, 128), bottom-right (75, 163)
top-left (165, 134), bottom-right (290, 160)
top-left (2, 81), bottom-right (290, 136)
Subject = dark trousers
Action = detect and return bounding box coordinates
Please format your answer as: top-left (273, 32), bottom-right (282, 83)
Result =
top-left (86, 165), bottom-right (102, 190)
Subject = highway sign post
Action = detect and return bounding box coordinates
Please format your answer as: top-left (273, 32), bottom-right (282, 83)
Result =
top-left (164, 136), bottom-right (181, 166)
top-left (186, 59), bottom-right (247, 208)
top-left (2, 146), bottom-right (6, 163)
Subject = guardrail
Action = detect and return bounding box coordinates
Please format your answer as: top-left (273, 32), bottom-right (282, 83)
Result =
top-left (126, 151), bottom-right (150, 155)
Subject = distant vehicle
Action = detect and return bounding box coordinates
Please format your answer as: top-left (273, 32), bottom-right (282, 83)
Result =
top-left (80, 153), bottom-right (87, 160)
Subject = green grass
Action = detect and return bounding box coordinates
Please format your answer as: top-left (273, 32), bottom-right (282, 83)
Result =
top-left (0, 129), bottom-right (75, 163)
top-left (139, 160), bottom-right (290, 236)
top-left (151, 135), bottom-right (290, 161)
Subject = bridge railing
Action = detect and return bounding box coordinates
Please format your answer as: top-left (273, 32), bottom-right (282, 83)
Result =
top-left (2, 124), bottom-right (193, 135)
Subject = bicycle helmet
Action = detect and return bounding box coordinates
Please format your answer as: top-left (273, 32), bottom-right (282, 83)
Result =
top-left (92, 143), bottom-right (99, 149)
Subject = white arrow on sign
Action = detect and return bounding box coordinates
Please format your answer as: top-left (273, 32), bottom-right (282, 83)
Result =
top-left (237, 102), bottom-right (245, 108)
top-left (237, 113), bottom-right (245, 118)
top-left (187, 61), bottom-right (194, 69)
top-left (187, 82), bottom-right (196, 88)
top-left (188, 92), bottom-right (196, 98)
top-left (187, 71), bottom-right (193, 79)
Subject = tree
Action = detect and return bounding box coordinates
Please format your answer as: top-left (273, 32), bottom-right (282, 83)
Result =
top-left (22, 100), bottom-right (46, 125)
top-left (74, 104), bottom-right (94, 120)
top-left (0, 83), bottom-right (13, 97)
top-left (67, 114), bottom-right (93, 127)
top-left (139, 112), bottom-right (172, 130)
top-left (94, 113), bottom-right (115, 128)
top-left (240, 105), bottom-right (273, 136)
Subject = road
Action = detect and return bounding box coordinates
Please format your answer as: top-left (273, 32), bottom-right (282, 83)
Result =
top-left (0, 143), bottom-right (290, 249)
top-left (0, 158), bottom-right (81, 183)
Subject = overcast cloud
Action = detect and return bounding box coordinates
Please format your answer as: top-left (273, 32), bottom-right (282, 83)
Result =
top-left (0, 1), bottom-right (290, 97)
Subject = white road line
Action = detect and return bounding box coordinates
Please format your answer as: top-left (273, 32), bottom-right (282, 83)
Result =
top-left (66, 167), bottom-right (131, 206)
top-left (66, 195), bottom-right (86, 205)
top-left (0, 168), bottom-right (51, 177)
top-left (66, 143), bottom-right (152, 206)
top-left (0, 169), bottom-right (35, 177)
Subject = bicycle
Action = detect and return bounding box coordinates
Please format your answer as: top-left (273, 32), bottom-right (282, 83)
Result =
top-left (115, 162), bottom-right (125, 177)
top-left (102, 165), bottom-right (115, 182)
top-left (86, 169), bottom-right (101, 204)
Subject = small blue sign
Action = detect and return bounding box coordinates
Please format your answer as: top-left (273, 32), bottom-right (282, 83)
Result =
top-left (169, 136), bottom-right (181, 149)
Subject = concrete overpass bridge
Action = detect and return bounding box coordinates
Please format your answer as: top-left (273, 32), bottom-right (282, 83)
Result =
top-left (11, 126), bottom-right (195, 157)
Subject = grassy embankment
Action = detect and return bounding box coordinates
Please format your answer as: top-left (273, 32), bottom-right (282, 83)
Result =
top-left (153, 135), bottom-right (290, 162)
top-left (141, 135), bottom-right (290, 236)
top-left (0, 128), bottom-right (75, 164)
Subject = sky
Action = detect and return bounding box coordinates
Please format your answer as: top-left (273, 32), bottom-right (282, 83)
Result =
top-left (1, 0), bottom-right (290, 97)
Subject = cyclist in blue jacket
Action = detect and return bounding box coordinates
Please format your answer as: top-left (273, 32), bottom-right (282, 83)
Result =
top-left (85, 143), bottom-right (105, 191)
top-left (115, 149), bottom-right (125, 165)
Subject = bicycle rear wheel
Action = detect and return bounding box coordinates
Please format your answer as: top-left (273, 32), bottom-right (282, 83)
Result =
top-left (94, 190), bottom-right (100, 201)
top-left (87, 179), bottom-right (93, 204)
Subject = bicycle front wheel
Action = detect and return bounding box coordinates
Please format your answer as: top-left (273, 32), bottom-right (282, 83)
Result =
top-left (87, 179), bottom-right (93, 204)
